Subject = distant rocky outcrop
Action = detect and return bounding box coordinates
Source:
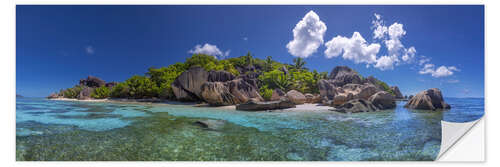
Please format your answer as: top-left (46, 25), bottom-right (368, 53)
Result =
top-left (391, 86), bottom-right (404, 99)
top-left (405, 88), bottom-right (451, 110)
top-left (47, 93), bottom-right (59, 99)
top-left (200, 82), bottom-right (240, 106)
top-left (79, 76), bottom-right (106, 88)
top-left (236, 98), bottom-right (295, 111)
top-left (329, 99), bottom-right (378, 113)
top-left (318, 66), bottom-right (399, 113)
top-left (172, 66), bottom-right (210, 101)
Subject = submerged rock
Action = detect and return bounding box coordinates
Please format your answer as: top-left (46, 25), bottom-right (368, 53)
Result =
top-left (286, 90), bottom-right (307, 105)
top-left (368, 91), bottom-right (396, 110)
top-left (405, 88), bottom-right (451, 110)
top-left (236, 98), bottom-right (296, 111)
top-left (193, 119), bottom-right (227, 130)
top-left (329, 99), bottom-right (378, 113)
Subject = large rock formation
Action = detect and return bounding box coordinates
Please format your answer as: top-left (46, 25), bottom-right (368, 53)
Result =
top-left (329, 99), bottom-right (378, 113)
top-left (208, 70), bottom-right (235, 82)
top-left (47, 93), bottom-right (59, 99)
top-left (270, 89), bottom-right (286, 101)
top-left (171, 66), bottom-right (210, 101)
top-left (77, 87), bottom-right (94, 100)
top-left (227, 79), bottom-right (263, 103)
top-left (328, 66), bottom-right (363, 87)
top-left (368, 91), bottom-right (396, 109)
top-left (174, 66), bottom-right (262, 105)
top-left (105, 82), bottom-right (118, 88)
top-left (405, 88), bottom-right (451, 110)
top-left (286, 90), bottom-right (307, 105)
top-left (236, 98), bottom-right (296, 111)
top-left (391, 86), bottom-right (404, 99)
top-left (200, 82), bottom-right (240, 106)
top-left (79, 76), bottom-right (105, 88)
top-left (317, 66), bottom-right (401, 113)
top-left (304, 93), bottom-right (321, 103)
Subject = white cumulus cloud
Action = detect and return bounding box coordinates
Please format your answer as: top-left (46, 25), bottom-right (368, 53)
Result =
top-left (419, 64), bottom-right (460, 78)
top-left (286, 10), bottom-right (327, 58)
top-left (324, 32), bottom-right (380, 64)
top-left (188, 43), bottom-right (230, 59)
top-left (375, 55), bottom-right (398, 70)
top-left (402, 46), bottom-right (416, 62)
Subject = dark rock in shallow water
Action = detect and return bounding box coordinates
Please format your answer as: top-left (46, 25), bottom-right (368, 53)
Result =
top-left (368, 91), bottom-right (396, 109)
top-left (79, 76), bottom-right (106, 88)
top-left (405, 88), bottom-right (451, 110)
top-left (329, 99), bottom-right (378, 113)
top-left (194, 119), bottom-right (227, 130)
top-left (236, 98), bottom-right (296, 111)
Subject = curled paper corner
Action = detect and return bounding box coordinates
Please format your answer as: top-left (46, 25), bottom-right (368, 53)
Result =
top-left (436, 118), bottom-right (483, 161)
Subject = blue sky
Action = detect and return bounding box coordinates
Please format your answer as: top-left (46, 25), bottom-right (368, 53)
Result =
top-left (16, 5), bottom-right (484, 98)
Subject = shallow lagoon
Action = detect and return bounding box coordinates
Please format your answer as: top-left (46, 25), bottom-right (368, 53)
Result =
top-left (16, 97), bottom-right (483, 161)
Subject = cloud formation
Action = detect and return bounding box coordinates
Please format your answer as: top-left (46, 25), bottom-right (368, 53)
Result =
top-left (419, 64), bottom-right (460, 78)
top-left (188, 43), bottom-right (230, 59)
top-left (287, 10), bottom-right (327, 58)
top-left (324, 32), bottom-right (380, 64)
top-left (85, 46), bottom-right (95, 55)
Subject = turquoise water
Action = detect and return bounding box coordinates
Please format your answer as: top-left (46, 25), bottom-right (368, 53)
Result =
top-left (16, 97), bottom-right (483, 161)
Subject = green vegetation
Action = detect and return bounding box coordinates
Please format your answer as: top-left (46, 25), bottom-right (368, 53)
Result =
top-left (56, 53), bottom-right (331, 100)
top-left (91, 86), bottom-right (111, 99)
top-left (376, 80), bottom-right (395, 96)
top-left (61, 85), bottom-right (84, 98)
top-left (259, 85), bottom-right (274, 101)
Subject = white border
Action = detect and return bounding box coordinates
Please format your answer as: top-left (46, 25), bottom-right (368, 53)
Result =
top-left (3, 0), bottom-right (496, 166)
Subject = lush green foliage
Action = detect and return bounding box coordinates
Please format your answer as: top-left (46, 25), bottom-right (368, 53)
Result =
top-left (185, 54), bottom-right (239, 76)
top-left (146, 63), bottom-right (187, 99)
top-left (61, 85), bottom-right (84, 98)
top-left (259, 85), bottom-right (274, 101)
top-left (91, 86), bottom-right (111, 99)
top-left (376, 80), bottom-right (395, 95)
top-left (110, 82), bottom-right (130, 98)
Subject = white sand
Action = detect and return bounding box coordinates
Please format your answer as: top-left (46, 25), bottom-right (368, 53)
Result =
top-left (49, 98), bottom-right (329, 111)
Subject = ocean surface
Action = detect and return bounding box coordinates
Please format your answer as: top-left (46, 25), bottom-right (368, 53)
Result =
top-left (16, 97), bottom-right (484, 161)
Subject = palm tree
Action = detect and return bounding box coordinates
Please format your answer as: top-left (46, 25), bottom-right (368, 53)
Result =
top-left (293, 57), bottom-right (306, 70)
top-left (265, 56), bottom-right (273, 72)
top-left (245, 52), bottom-right (253, 66)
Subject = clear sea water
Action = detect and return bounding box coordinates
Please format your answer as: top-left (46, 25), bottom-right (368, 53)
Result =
top-left (16, 97), bottom-right (484, 161)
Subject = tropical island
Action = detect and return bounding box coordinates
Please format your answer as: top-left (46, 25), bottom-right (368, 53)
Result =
top-left (47, 53), bottom-right (450, 113)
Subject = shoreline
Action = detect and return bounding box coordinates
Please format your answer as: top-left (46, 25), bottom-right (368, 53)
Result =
top-left (47, 98), bottom-right (331, 111)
